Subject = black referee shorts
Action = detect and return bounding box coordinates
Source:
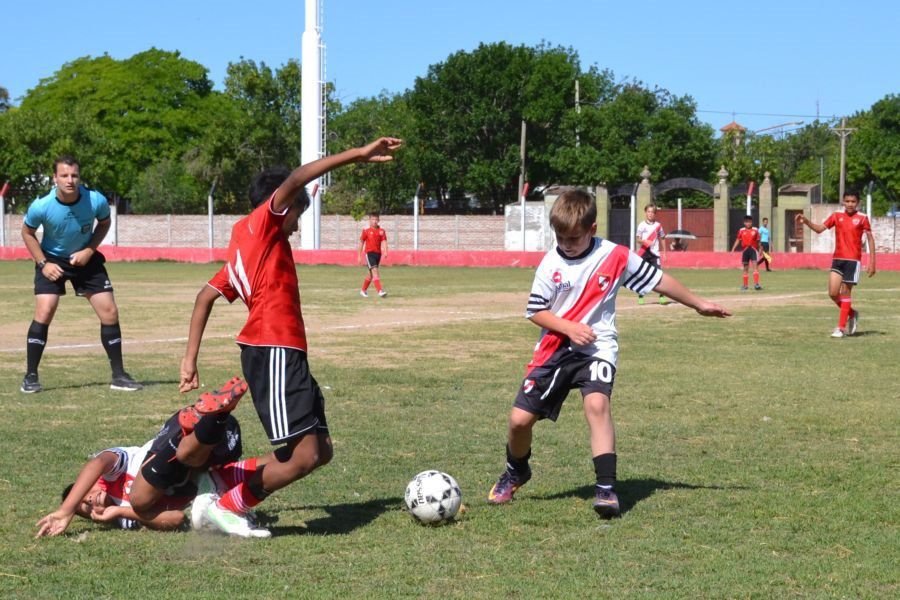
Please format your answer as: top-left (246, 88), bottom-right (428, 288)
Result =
top-left (33, 251), bottom-right (113, 296)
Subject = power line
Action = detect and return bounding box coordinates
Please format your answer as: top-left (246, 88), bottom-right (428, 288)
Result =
top-left (698, 109), bottom-right (838, 119)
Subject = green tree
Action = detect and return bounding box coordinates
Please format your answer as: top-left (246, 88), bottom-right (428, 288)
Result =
top-left (0, 85), bottom-right (10, 112)
top-left (129, 158), bottom-right (206, 214)
top-left (847, 94), bottom-right (900, 214)
top-left (327, 92), bottom-right (417, 215)
top-left (0, 49), bottom-right (216, 208)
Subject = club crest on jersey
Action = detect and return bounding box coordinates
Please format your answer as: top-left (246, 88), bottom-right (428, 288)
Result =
top-left (852, 218), bottom-right (860, 225)
top-left (597, 273), bottom-right (611, 292)
top-left (551, 270), bottom-right (571, 291)
top-left (523, 379), bottom-right (535, 394)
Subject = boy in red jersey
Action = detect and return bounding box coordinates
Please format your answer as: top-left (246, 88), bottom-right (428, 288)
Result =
top-left (358, 212), bottom-right (389, 297)
top-left (731, 215), bottom-right (763, 291)
top-left (487, 189), bottom-right (730, 518)
top-left (796, 191), bottom-right (876, 337)
top-left (179, 137), bottom-right (402, 537)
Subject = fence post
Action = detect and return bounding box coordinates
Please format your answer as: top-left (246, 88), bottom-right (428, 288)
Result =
top-left (167, 214), bottom-right (172, 247)
top-left (455, 215), bottom-right (460, 249)
top-left (110, 204), bottom-right (118, 246)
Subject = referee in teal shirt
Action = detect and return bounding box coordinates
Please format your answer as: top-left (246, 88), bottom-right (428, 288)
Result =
top-left (20, 156), bottom-right (141, 393)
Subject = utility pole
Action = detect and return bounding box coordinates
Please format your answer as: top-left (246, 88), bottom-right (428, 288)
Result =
top-left (575, 79), bottom-right (581, 148)
top-left (518, 120), bottom-right (527, 250)
top-left (832, 117), bottom-right (856, 201)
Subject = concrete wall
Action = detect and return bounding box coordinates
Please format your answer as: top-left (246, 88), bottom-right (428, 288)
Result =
top-left (809, 205), bottom-right (899, 254)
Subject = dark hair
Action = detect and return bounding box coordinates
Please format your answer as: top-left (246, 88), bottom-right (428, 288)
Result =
top-left (743, 214), bottom-right (753, 221)
top-left (53, 155), bottom-right (80, 174)
top-left (62, 483), bottom-right (75, 502)
top-left (369, 212), bottom-right (380, 218)
top-left (248, 167), bottom-right (291, 209)
top-left (843, 190), bottom-right (860, 200)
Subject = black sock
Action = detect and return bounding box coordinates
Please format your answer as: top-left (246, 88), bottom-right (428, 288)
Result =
top-left (26, 321), bottom-right (49, 375)
top-left (100, 323), bottom-right (125, 376)
top-left (248, 470), bottom-right (272, 501)
top-left (593, 453), bottom-right (617, 489)
top-left (193, 414), bottom-right (229, 445)
top-left (506, 444), bottom-right (531, 476)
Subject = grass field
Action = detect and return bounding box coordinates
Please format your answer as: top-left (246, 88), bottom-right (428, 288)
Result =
top-left (0, 261), bottom-right (897, 598)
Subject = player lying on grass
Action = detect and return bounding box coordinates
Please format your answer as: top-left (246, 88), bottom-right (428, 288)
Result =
top-left (36, 378), bottom-right (269, 538)
top-left (488, 189), bottom-right (731, 518)
top-left (179, 138), bottom-right (402, 538)
top-left (795, 190), bottom-right (876, 338)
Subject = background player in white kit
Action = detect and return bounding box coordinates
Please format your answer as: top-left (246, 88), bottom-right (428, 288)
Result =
top-left (635, 203), bottom-right (668, 305)
top-left (487, 189), bottom-right (730, 517)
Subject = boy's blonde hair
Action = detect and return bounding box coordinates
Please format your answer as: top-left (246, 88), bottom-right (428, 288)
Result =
top-left (644, 203), bottom-right (657, 212)
top-left (549, 189), bottom-right (596, 234)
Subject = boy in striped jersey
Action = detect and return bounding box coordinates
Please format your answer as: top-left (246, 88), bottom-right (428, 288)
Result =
top-left (488, 189), bottom-right (730, 517)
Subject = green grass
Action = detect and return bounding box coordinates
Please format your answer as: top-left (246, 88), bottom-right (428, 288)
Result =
top-left (0, 261), bottom-right (897, 598)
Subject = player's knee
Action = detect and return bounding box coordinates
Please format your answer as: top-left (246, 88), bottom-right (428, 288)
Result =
top-left (508, 414), bottom-right (535, 434)
top-left (317, 442), bottom-right (334, 467)
top-left (584, 394), bottom-right (611, 416)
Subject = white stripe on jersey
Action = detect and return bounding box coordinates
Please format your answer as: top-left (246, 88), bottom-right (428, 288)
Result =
top-left (525, 238), bottom-right (662, 367)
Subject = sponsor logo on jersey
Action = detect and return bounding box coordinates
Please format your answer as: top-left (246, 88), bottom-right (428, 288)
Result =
top-left (523, 379), bottom-right (535, 394)
top-left (226, 430), bottom-right (240, 451)
top-left (551, 270), bottom-right (571, 291)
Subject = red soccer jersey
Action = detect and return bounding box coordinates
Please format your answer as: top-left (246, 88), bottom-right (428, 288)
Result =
top-left (823, 211), bottom-right (871, 261)
top-left (736, 227), bottom-right (760, 249)
top-left (207, 194), bottom-right (307, 351)
top-left (360, 226), bottom-right (386, 254)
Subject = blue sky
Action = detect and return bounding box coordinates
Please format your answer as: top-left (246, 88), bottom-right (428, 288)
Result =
top-left (2, 0), bottom-right (897, 135)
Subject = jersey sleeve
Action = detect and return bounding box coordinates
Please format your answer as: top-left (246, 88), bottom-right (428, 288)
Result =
top-left (360, 229), bottom-right (367, 242)
top-left (248, 191), bottom-right (289, 239)
top-left (24, 199), bottom-right (44, 229)
top-left (380, 229), bottom-right (387, 241)
top-left (622, 250), bottom-right (663, 295)
top-left (90, 190), bottom-right (111, 221)
top-left (93, 448), bottom-right (129, 482)
top-left (862, 216), bottom-right (872, 232)
top-left (207, 264), bottom-right (239, 303)
top-left (823, 213), bottom-right (836, 229)
top-left (525, 267), bottom-right (557, 318)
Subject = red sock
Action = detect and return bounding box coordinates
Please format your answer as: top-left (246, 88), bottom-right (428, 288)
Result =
top-left (831, 296), bottom-right (842, 307)
top-left (742, 274), bottom-right (748, 287)
top-left (753, 272), bottom-right (759, 285)
top-left (838, 296), bottom-right (852, 329)
top-left (362, 277), bottom-right (371, 291)
top-left (215, 457), bottom-right (259, 490)
top-left (373, 278), bottom-right (383, 292)
top-left (216, 481), bottom-right (264, 515)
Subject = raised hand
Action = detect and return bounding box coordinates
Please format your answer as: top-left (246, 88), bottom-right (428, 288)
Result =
top-left (359, 137), bottom-right (403, 163)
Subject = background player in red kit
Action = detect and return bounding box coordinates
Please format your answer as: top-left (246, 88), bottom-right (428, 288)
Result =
top-left (358, 212), bottom-right (388, 297)
top-left (796, 191), bottom-right (876, 337)
top-left (731, 215), bottom-right (763, 291)
top-left (179, 137), bottom-right (402, 537)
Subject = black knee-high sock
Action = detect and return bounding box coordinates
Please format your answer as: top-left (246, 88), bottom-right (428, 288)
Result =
top-left (593, 453), bottom-right (617, 489)
top-left (26, 321), bottom-right (49, 375)
top-left (100, 323), bottom-right (125, 377)
top-left (193, 414), bottom-right (229, 445)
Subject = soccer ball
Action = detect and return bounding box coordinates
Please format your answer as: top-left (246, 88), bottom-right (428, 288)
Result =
top-left (404, 470), bottom-right (462, 525)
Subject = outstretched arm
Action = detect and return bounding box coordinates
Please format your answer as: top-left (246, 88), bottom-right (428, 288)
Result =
top-left (180, 285), bottom-right (222, 392)
top-left (865, 231), bottom-right (877, 277)
top-left (795, 213), bottom-right (827, 234)
top-left (35, 452), bottom-right (118, 538)
top-left (91, 504), bottom-right (185, 531)
top-left (272, 137), bottom-right (403, 213)
top-left (653, 274), bottom-right (731, 317)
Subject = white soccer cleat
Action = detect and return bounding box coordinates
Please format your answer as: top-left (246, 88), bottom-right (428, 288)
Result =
top-left (847, 310), bottom-right (858, 335)
top-left (359, 290), bottom-right (369, 298)
top-left (378, 290), bottom-right (388, 297)
top-left (190, 492), bottom-right (217, 530)
top-left (830, 327), bottom-right (845, 338)
top-left (205, 500), bottom-right (272, 538)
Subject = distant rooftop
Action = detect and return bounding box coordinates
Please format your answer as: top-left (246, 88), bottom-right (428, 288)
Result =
top-left (719, 121), bottom-right (747, 133)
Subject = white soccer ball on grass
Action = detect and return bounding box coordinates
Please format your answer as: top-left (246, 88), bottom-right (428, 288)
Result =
top-left (404, 470), bottom-right (462, 525)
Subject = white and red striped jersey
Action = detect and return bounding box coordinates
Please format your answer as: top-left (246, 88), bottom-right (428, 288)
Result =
top-left (94, 441), bottom-right (153, 529)
top-left (636, 220), bottom-right (665, 257)
top-left (525, 238), bottom-right (662, 370)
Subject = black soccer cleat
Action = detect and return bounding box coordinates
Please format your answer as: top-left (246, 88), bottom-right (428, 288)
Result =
top-left (110, 372), bottom-right (143, 391)
top-left (20, 373), bottom-right (42, 393)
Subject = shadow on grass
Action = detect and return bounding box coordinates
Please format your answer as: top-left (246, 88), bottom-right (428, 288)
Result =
top-left (535, 478), bottom-right (739, 516)
top-left (849, 330), bottom-right (885, 337)
top-left (42, 379), bottom-right (179, 392)
top-left (260, 496), bottom-right (400, 536)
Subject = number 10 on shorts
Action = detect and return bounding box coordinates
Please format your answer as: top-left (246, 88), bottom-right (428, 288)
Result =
top-left (589, 360), bottom-right (613, 383)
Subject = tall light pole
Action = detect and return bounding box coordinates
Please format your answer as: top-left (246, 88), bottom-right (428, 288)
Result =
top-left (301, 0), bottom-right (324, 249)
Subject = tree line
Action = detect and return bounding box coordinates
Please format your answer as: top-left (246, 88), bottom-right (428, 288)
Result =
top-left (1, 44), bottom-right (897, 216)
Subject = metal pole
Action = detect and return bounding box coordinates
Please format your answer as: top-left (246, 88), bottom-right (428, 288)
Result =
top-left (677, 197), bottom-right (682, 230)
top-left (820, 157), bottom-right (825, 202)
top-left (629, 184), bottom-right (637, 250)
top-left (746, 181), bottom-right (756, 217)
top-left (520, 182), bottom-right (530, 251)
top-left (413, 182), bottom-right (422, 251)
top-left (575, 79), bottom-right (580, 148)
top-left (832, 117), bottom-right (856, 201)
top-left (865, 181), bottom-right (874, 252)
top-left (207, 180), bottom-right (217, 249)
top-left (0, 181), bottom-right (8, 247)
top-left (518, 120), bottom-right (527, 251)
